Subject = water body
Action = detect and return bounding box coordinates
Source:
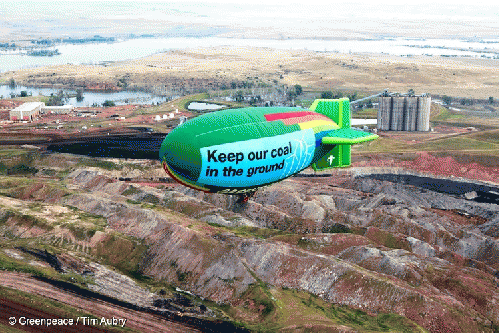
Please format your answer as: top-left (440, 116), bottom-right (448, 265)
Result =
top-left (351, 119), bottom-right (377, 126)
top-left (2, 36), bottom-right (499, 73)
top-left (187, 102), bottom-right (226, 111)
top-left (0, 85), bottom-right (167, 106)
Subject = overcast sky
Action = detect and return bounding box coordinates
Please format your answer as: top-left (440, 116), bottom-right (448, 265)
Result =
top-left (1, 0), bottom-right (498, 39)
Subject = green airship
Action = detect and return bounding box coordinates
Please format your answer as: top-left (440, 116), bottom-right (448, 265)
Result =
top-left (160, 98), bottom-right (377, 197)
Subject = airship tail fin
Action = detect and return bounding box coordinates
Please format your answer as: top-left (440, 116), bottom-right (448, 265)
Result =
top-left (312, 144), bottom-right (352, 170)
top-left (310, 97), bottom-right (351, 129)
top-left (311, 128), bottom-right (378, 170)
top-left (310, 98), bottom-right (378, 171)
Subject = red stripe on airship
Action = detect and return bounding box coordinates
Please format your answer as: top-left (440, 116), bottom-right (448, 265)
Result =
top-left (280, 114), bottom-right (332, 125)
top-left (265, 112), bottom-right (332, 125)
top-left (265, 111), bottom-right (318, 121)
top-left (163, 162), bottom-right (211, 193)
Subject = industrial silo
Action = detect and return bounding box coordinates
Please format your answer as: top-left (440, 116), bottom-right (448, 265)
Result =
top-left (391, 97), bottom-right (405, 131)
top-left (377, 97), bottom-right (392, 131)
top-left (377, 95), bottom-right (431, 131)
top-left (417, 96), bottom-right (431, 131)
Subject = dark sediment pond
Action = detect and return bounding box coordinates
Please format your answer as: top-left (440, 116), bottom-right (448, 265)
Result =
top-left (358, 173), bottom-right (499, 206)
top-left (47, 137), bottom-right (499, 206)
top-left (47, 134), bottom-right (165, 160)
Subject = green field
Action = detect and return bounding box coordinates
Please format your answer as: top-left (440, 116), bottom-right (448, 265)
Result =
top-left (414, 136), bottom-right (499, 152)
top-left (352, 108), bottom-right (378, 119)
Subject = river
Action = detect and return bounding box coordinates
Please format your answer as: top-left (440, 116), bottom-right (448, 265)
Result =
top-left (2, 36), bottom-right (499, 106)
top-left (2, 36), bottom-right (499, 73)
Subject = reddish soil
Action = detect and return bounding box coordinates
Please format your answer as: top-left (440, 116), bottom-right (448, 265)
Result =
top-left (0, 103), bottom-right (193, 139)
top-left (0, 126), bottom-right (155, 144)
top-left (427, 208), bottom-right (487, 226)
top-left (353, 151), bottom-right (499, 185)
top-left (403, 152), bottom-right (499, 184)
top-left (0, 272), bottom-right (200, 333)
top-left (376, 125), bottom-right (477, 145)
top-left (0, 111), bottom-right (9, 120)
top-left (0, 100), bottom-right (23, 110)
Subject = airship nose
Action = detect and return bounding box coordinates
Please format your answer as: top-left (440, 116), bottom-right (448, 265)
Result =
top-left (159, 128), bottom-right (202, 182)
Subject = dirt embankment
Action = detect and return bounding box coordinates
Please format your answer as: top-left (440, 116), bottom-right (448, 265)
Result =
top-left (66, 168), bottom-right (499, 329)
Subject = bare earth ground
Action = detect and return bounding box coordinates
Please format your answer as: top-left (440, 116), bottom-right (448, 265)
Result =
top-left (3, 46), bottom-right (499, 99)
top-left (0, 272), bottom-right (199, 333)
top-left (1, 158), bottom-right (499, 332)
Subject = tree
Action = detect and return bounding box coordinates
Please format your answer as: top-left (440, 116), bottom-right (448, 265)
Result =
top-left (321, 91), bottom-right (333, 99)
top-left (460, 98), bottom-right (473, 106)
top-left (347, 92), bottom-right (358, 101)
top-left (117, 77), bottom-right (127, 88)
top-left (46, 90), bottom-right (65, 106)
top-left (234, 90), bottom-right (244, 103)
top-left (102, 100), bottom-right (115, 107)
top-left (76, 88), bottom-right (84, 102)
top-left (287, 90), bottom-right (297, 101)
top-left (333, 91), bottom-right (343, 99)
top-left (489, 96), bottom-right (494, 104)
top-left (8, 78), bottom-right (16, 89)
top-left (293, 84), bottom-right (303, 95)
top-left (442, 95), bottom-right (452, 105)
top-left (249, 95), bottom-right (262, 106)
top-left (408, 88), bottom-right (415, 96)
top-left (242, 80), bottom-right (254, 89)
top-left (20, 91), bottom-right (28, 97)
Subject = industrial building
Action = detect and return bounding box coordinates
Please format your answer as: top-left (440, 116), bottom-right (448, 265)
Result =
top-left (9, 102), bottom-right (44, 121)
top-left (377, 95), bottom-right (431, 131)
top-left (41, 105), bottom-right (75, 114)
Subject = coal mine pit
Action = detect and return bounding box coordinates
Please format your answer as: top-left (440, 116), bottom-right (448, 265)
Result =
top-left (357, 173), bottom-right (499, 205)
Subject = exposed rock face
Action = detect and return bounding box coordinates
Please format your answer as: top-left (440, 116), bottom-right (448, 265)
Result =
top-left (407, 236), bottom-right (436, 257)
top-left (344, 176), bottom-right (499, 268)
top-left (87, 262), bottom-right (156, 308)
top-left (346, 176), bottom-right (499, 220)
top-left (337, 246), bottom-right (427, 285)
top-left (480, 215), bottom-right (499, 237)
top-left (4, 167), bottom-right (499, 332)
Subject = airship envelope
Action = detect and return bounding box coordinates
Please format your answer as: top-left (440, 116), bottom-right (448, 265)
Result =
top-left (160, 98), bottom-right (378, 195)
